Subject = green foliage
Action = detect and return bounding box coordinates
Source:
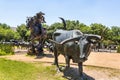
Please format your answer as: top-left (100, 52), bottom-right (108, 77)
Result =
top-left (102, 40), bottom-right (115, 46)
top-left (0, 43), bottom-right (14, 55)
top-left (16, 24), bottom-right (28, 41)
top-left (111, 26), bottom-right (120, 44)
top-left (66, 20), bottom-right (76, 30)
top-left (13, 32), bottom-right (21, 40)
top-left (90, 23), bottom-right (106, 35)
top-left (42, 23), bottom-right (49, 29)
top-left (117, 45), bottom-right (120, 53)
top-left (4, 29), bottom-right (16, 41)
top-left (0, 23), bottom-right (10, 29)
top-left (50, 22), bottom-right (63, 30)
top-left (0, 25), bottom-right (19, 41)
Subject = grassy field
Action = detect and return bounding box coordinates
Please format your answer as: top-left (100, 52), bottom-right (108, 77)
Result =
top-left (0, 58), bottom-right (66, 80)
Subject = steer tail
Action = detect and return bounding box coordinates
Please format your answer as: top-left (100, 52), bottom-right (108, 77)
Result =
top-left (48, 39), bottom-right (61, 46)
top-left (59, 17), bottom-right (67, 30)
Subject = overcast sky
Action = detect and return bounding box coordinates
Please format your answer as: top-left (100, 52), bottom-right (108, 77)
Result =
top-left (0, 0), bottom-right (120, 27)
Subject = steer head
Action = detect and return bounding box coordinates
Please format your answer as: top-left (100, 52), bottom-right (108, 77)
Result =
top-left (61, 34), bottom-right (101, 62)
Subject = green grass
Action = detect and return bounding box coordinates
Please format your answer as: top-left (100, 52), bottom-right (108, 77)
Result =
top-left (0, 58), bottom-right (37, 80)
top-left (33, 62), bottom-right (66, 80)
top-left (0, 58), bottom-right (66, 80)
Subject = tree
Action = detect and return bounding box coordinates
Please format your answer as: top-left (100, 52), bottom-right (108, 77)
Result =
top-left (66, 20), bottom-right (76, 30)
top-left (13, 32), bottom-right (21, 40)
top-left (90, 23), bottom-right (106, 35)
top-left (16, 24), bottom-right (28, 41)
top-left (0, 23), bottom-right (10, 29)
top-left (110, 26), bottom-right (120, 44)
top-left (0, 26), bottom-right (19, 41)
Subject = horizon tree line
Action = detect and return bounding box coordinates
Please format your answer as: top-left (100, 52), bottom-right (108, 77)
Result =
top-left (0, 19), bottom-right (120, 46)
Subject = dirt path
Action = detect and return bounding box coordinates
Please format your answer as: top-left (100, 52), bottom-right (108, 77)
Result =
top-left (84, 52), bottom-right (120, 69)
top-left (0, 49), bottom-right (120, 80)
top-left (3, 50), bottom-right (120, 69)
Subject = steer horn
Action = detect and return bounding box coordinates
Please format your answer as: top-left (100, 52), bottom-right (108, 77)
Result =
top-left (61, 36), bottom-right (82, 45)
top-left (86, 34), bottom-right (101, 44)
top-left (49, 36), bottom-right (81, 46)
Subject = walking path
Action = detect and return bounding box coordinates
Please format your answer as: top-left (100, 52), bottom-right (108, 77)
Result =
top-left (1, 50), bottom-right (120, 69)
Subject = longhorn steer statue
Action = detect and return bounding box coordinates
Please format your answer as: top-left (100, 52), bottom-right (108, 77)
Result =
top-left (49, 17), bottom-right (101, 79)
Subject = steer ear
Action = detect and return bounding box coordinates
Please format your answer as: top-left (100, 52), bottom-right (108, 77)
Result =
top-left (87, 35), bottom-right (101, 44)
top-left (61, 36), bottom-right (81, 45)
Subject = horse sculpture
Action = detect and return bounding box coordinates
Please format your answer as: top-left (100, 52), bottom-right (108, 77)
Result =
top-left (26, 12), bottom-right (47, 56)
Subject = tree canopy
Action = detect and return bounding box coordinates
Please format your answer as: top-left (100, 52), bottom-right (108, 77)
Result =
top-left (0, 19), bottom-right (120, 45)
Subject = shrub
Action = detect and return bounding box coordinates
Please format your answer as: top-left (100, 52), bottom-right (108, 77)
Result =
top-left (117, 45), bottom-right (120, 53)
top-left (0, 43), bottom-right (14, 55)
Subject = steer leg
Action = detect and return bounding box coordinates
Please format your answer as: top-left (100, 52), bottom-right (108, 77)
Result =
top-left (78, 62), bottom-right (83, 79)
top-left (65, 55), bottom-right (70, 69)
top-left (52, 53), bottom-right (60, 65)
top-left (54, 50), bottom-right (61, 72)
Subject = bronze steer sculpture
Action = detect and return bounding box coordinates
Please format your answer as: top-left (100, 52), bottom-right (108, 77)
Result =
top-left (49, 18), bottom-right (101, 79)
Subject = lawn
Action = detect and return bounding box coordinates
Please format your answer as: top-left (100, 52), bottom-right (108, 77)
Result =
top-left (0, 58), bottom-right (66, 80)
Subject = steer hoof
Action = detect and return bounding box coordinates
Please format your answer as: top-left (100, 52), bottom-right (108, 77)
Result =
top-left (60, 66), bottom-right (66, 71)
top-left (56, 68), bottom-right (62, 73)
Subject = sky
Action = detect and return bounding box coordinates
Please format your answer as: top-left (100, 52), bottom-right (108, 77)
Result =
top-left (0, 0), bottom-right (120, 27)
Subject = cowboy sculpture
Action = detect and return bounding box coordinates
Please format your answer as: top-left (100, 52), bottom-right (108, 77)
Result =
top-left (35, 12), bottom-right (46, 34)
top-left (26, 11), bottom-right (47, 56)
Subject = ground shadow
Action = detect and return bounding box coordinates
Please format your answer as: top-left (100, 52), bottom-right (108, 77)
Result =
top-left (45, 53), bottom-right (54, 58)
top-left (14, 50), bottom-right (27, 54)
top-left (62, 67), bottom-right (95, 80)
top-left (35, 53), bottom-right (54, 59)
